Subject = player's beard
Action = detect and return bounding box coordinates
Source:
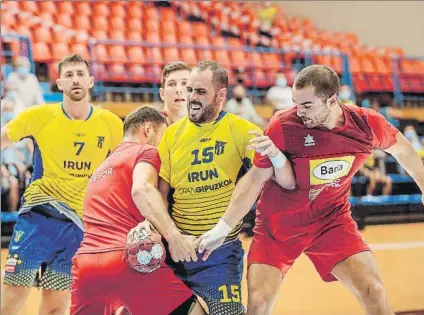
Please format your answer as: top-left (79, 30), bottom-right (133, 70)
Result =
top-left (187, 93), bottom-right (220, 124)
top-left (303, 106), bottom-right (331, 128)
top-left (66, 88), bottom-right (88, 102)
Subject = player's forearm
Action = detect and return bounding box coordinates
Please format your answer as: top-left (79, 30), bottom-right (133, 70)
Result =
top-left (222, 168), bottom-right (271, 228)
top-left (274, 161), bottom-right (296, 190)
top-left (395, 150), bottom-right (424, 193)
top-left (132, 183), bottom-right (181, 241)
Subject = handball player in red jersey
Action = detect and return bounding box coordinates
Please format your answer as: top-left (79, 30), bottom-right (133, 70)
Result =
top-left (159, 61), bottom-right (190, 125)
top-left (71, 106), bottom-right (204, 315)
top-left (198, 65), bottom-right (424, 315)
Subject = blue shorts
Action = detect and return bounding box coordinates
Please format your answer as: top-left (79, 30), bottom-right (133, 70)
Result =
top-left (168, 239), bottom-right (245, 315)
top-left (4, 204), bottom-right (83, 290)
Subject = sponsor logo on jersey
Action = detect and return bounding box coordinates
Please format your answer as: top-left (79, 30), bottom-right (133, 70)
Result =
top-left (309, 156), bottom-right (355, 185)
top-left (304, 134), bottom-right (315, 147)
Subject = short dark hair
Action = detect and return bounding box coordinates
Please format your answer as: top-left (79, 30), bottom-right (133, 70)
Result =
top-left (58, 54), bottom-right (90, 75)
top-left (123, 106), bottom-right (167, 135)
top-left (194, 60), bottom-right (228, 91)
top-left (161, 61), bottom-right (191, 87)
top-left (294, 65), bottom-right (341, 100)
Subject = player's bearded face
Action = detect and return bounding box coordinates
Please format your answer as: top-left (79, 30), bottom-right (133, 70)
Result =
top-left (57, 63), bottom-right (94, 102)
top-left (294, 87), bottom-right (331, 128)
top-left (187, 92), bottom-right (220, 123)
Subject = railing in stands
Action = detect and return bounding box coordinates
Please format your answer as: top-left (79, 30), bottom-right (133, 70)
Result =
top-left (0, 33), bottom-right (34, 73)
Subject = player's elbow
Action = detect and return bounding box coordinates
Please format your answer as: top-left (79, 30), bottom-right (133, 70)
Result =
top-left (276, 177), bottom-right (297, 190)
top-left (131, 182), bottom-right (153, 201)
top-left (249, 166), bottom-right (273, 187)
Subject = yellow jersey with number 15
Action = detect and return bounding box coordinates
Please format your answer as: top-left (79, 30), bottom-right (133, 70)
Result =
top-left (5, 103), bottom-right (123, 225)
top-left (158, 111), bottom-right (262, 240)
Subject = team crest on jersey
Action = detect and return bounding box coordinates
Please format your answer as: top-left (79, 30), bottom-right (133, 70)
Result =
top-left (97, 136), bottom-right (105, 148)
top-left (215, 141), bottom-right (227, 155)
top-left (309, 156), bottom-right (355, 185)
top-left (304, 134), bottom-right (315, 147)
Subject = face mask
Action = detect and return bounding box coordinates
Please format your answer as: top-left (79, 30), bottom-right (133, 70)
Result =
top-left (237, 78), bottom-right (244, 84)
top-left (2, 112), bottom-right (14, 123)
top-left (6, 91), bottom-right (17, 100)
top-left (339, 91), bottom-right (351, 101)
top-left (276, 78), bottom-right (287, 87)
top-left (235, 96), bottom-right (243, 103)
top-left (404, 130), bottom-right (416, 141)
top-left (17, 66), bottom-right (30, 77)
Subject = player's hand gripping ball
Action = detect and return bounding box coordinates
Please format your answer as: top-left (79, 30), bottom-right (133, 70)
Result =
top-left (125, 222), bottom-right (166, 273)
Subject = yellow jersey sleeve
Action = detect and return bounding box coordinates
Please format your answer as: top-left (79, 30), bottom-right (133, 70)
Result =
top-left (6, 104), bottom-right (53, 142)
top-left (158, 127), bottom-right (172, 183)
top-left (231, 116), bottom-right (262, 168)
top-left (102, 110), bottom-right (124, 152)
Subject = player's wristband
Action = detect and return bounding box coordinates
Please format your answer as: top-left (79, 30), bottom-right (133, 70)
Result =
top-left (212, 219), bottom-right (233, 239)
top-left (269, 151), bottom-right (287, 169)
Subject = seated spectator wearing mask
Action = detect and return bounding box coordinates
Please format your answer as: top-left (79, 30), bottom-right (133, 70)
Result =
top-left (225, 85), bottom-right (267, 128)
top-left (404, 125), bottom-right (424, 158)
top-left (266, 73), bottom-right (293, 111)
top-left (3, 80), bottom-right (25, 115)
top-left (338, 85), bottom-right (356, 105)
top-left (6, 56), bottom-right (44, 108)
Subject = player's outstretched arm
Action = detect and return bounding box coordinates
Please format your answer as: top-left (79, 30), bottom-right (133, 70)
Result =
top-left (198, 165), bottom-right (273, 260)
top-left (247, 130), bottom-right (296, 190)
top-left (132, 162), bottom-right (198, 262)
top-left (1, 126), bottom-right (12, 150)
top-left (384, 132), bottom-right (424, 203)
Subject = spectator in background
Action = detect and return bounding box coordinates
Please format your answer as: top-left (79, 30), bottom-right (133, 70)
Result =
top-left (338, 84), bottom-right (355, 105)
top-left (404, 125), bottom-right (424, 158)
top-left (225, 84), bottom-right (267, 128)
top-left (6, 56), bottom-right (44, 108)
top-left (1, 164), bottom-right (20, 212)
top-left (370, 98), bottom-right (400, 128)
top-left (359, 151), bottom-right (392, 196)
top-left (266, 72), bottom-right (293, 111)
top-left (3, 80), bottom-right (25, 115)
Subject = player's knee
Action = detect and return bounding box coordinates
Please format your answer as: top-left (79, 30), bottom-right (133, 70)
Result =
top-left (248, 289), bottom-right (271, 311)
top-left (360, 281), bottom-right (387, 304)
top-left (39, 290), bottom-right (70, 315)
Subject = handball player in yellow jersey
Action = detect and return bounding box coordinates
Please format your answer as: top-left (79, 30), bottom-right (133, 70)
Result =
top-left (1, 54), bottom-right (123, 315)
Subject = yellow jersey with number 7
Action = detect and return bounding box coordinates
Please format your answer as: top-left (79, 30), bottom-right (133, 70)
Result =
top-left (5, 103), bottom-right (123, 220)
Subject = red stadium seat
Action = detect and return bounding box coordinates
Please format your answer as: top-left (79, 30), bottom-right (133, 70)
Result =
top-left (40, 1), bottom-right (57, 14)
top-left (74, 16), bottom-right (91, 32)
top-left (128, 19), bottom-right (142, 33)
top-left (192, 23), bottom-right (209, 37)
top-left (179, 35), bottom-right (193, 45)
top-left (230, 51), bottom-right (250, 69)
top-left (196, 36), bottom-right (210, 46)
top-left (262, 53), bottom-right (282, 71)
top-left (127, 47), bottom-right (145, 64)
top-left (107, 63), bottom-right (127, 82)
top-left (145, 20), bottom-right (159, 33)
top-left (53, 29), bottom-right (72, 44)
top-left (145, 7), bottom-right (159, 20)
top-left (111, 2), bottom-right (127, 18)
top-left (145, 48), bottom-right (163, 65)
top-left (32, 42), bottom-right (51, 62)
top-left (91, 30), bottom-right (108, 41)
top-left (52, 42), bottom-right (70, 61)
top-left (198, 49), bottom-right (214, 61)
top-left (14, 26), bottom-right (33, 42)
top-left (92, 2), bottom-right (110, 17)
top-left (75, 1), bottom-right (92, 16)
top-left (127, 64), bottom-right (146, 82)
top-left (93, 17), bottom-right (108, 32)
top-left (214, 51), bottom-right (231, 68)
top-left (20, 1), bottom-right (38, 13)
top-left (108, 45), bottom-right (127, 63)
top-left (111, 17), bottom-right (125, 32)
top-left (161, 21), bottom-right (176, 36)
top-left (33, 26), bottom-right (53, 43)
top-left (92, 45), bottom-right (108, 63)
top-left (57, 2), bottom-right (75, 15)
top-left (162, 34), bottom-right (177, 44)
top-left (109, 31), bottom-right (125, 41)
top-left (1, 13), bottom-right (17, 27)
top-left (128, 3), bottom-right (143, 19)
top-left (72, 43), bottom-right (90, 60)
top-left (163, 48), bottom-right (180, 63)
top-left (159, 8), bottom-right (176, 21)
top-left (180, 49), bottom-right (198, 66)
top-left (57, 13), bottom-right (73, 29)
top-left (145, 32), bottom-right (160, 44)
top-left (127, 32), bottom-right (143, 42)
top-left (178, 21), bottom-right (192, 35)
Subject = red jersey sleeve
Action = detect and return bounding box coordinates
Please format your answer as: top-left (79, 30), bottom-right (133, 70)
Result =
top-left (254, 113), bottom-right (285, 168)
top-left (363, 108), bottom-right (399, 150)
top-left (136, 147), bottom-right (161, 173)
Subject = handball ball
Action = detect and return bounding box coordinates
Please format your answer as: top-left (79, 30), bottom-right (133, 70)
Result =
top-left (125, 227), bottom-right (166, 273)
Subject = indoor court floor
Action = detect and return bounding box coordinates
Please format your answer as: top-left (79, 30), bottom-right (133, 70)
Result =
top-left (1, 222), bottom-right (424, 315)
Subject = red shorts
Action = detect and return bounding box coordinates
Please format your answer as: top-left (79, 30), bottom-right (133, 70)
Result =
top-left (70, 250), bottom-right (192, 315)
top-left (248, 214), bottom-right (370, 282)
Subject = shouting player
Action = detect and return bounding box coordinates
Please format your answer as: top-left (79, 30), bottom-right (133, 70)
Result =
top-left (160, 61), bottom-right (191, 124)
top-left (158, 60), bottom-right (295, 314)
top-left (199, 65), bottom-right (424, 315)
top-left (71, 106), bottom-right (204, 315)
top-left (0, 54), bottom-right (123, 315)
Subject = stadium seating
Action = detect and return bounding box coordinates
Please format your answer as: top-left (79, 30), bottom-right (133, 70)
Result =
top-left (1, 0), bottom-right (423, 95)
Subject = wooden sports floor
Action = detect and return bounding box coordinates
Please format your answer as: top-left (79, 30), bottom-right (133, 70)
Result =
top-left (2, 223), bottom-right (424, 315)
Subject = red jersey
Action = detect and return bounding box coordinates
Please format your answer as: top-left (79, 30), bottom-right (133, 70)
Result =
top-left (78, 142), bottom-right (161, 253)
top-left (254, 104), bottom-right (398, 233)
